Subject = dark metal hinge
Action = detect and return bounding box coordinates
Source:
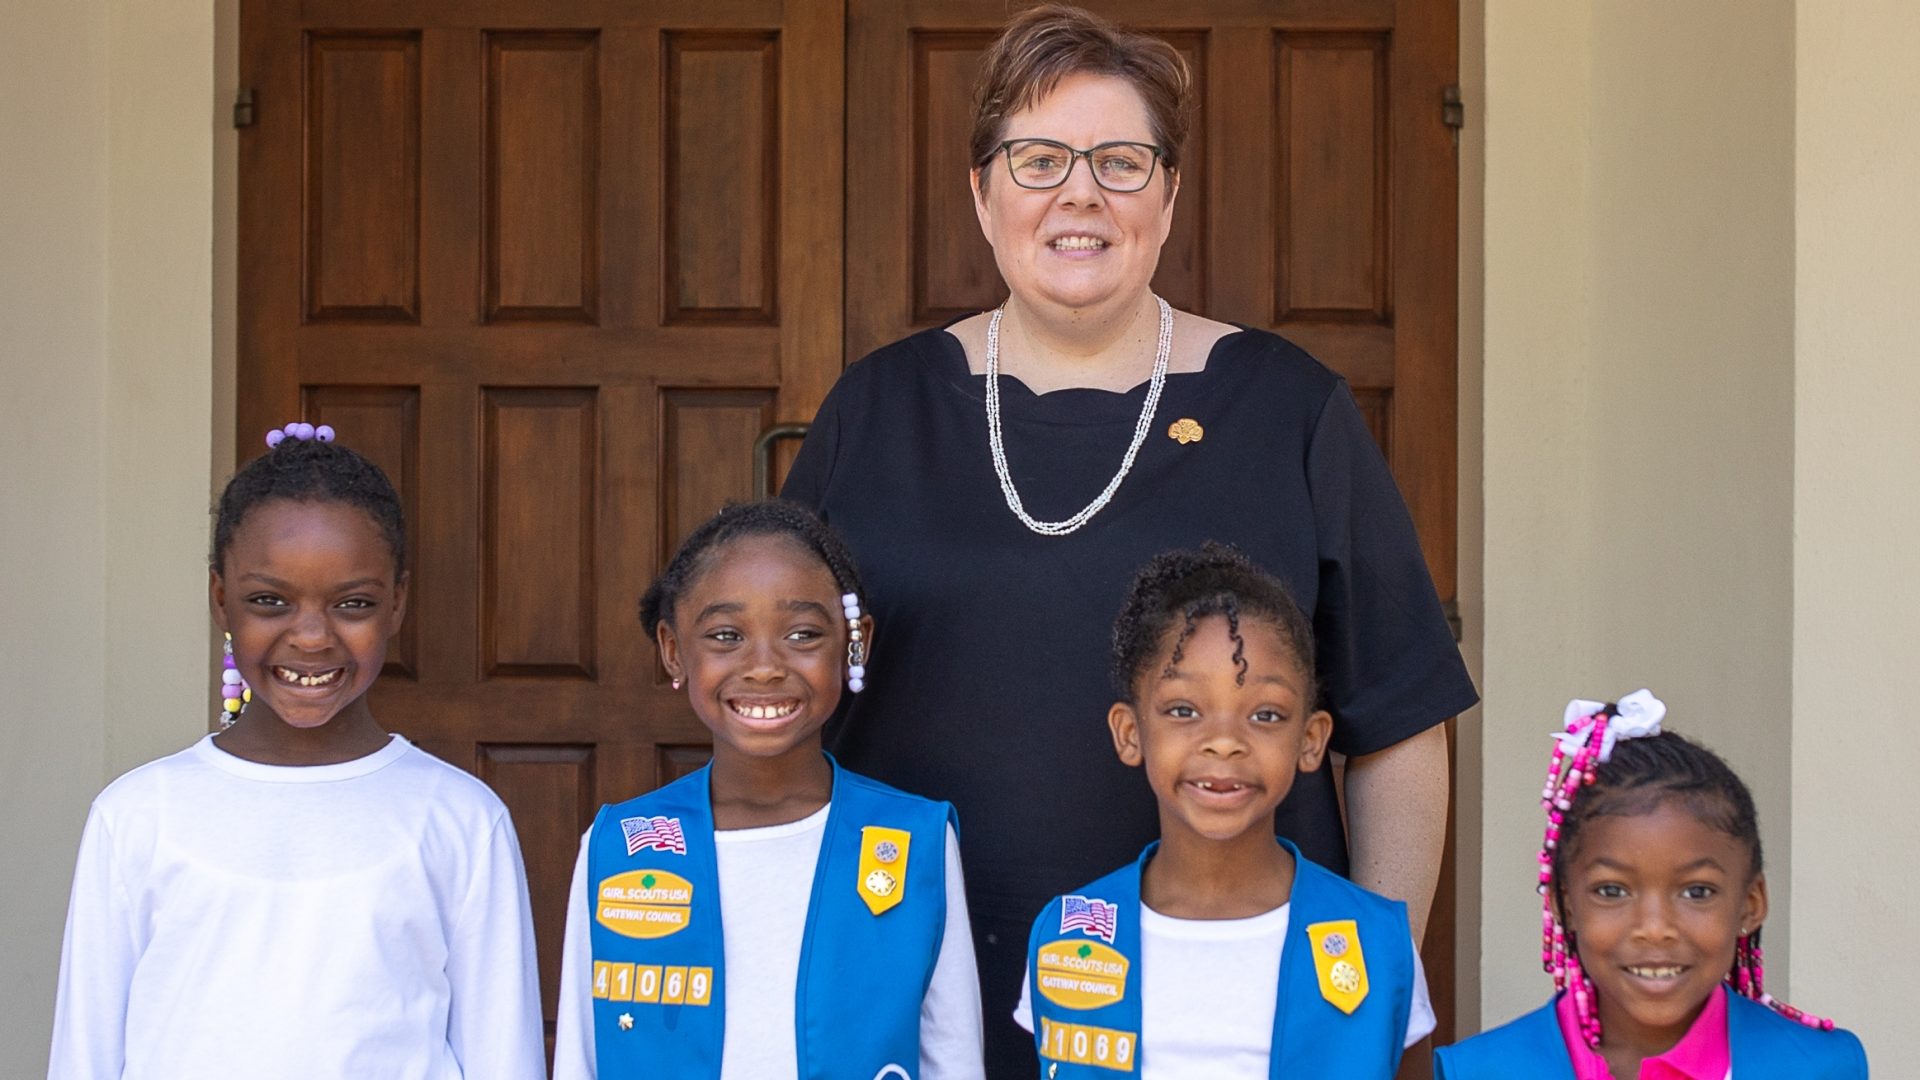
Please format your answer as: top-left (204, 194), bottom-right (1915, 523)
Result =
top-left (1442, 86), bottom-right (1465, 132)
top-left (233, 88), bottom-right (255, 129)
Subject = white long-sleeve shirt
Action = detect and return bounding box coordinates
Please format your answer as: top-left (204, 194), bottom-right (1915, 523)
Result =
top-left (48, 733), bottom-right (546, 1080)
top-left (552, 806), bottom-right (986, 1080)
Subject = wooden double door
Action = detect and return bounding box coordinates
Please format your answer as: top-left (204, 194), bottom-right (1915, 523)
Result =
top-left (239, 0), bottom-right (1460, 1060)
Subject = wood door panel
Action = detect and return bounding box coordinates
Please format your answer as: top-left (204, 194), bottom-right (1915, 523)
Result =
top-left (1275, 32), bottom-right (1391, 321)
top-left (305, 33), bottom-right (422, 323)
top-left (484, 31), bottom-right (601, 323)
top-left (480, 388), bottom-right (599, 680)
top-left (664, 32), bottom-right (780, 323)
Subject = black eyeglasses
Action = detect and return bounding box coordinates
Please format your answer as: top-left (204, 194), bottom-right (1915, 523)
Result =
top-left (990, 138), bottom-right (1166, 193)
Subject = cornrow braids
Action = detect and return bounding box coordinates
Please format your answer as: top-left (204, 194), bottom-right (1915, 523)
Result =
top-left (1109, 542), bottom-right (1315, 706)
top-left (1538, 720), bottom-right (1835, 1044)
top-left (211, 434), bottom-right (406, 575)
top-left (640, 499), bottom-right (866, 638)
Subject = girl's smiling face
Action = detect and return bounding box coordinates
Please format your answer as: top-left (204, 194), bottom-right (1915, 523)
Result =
top-left (1562, 798), bottom-right (1768, 1053)
top-left (657, 534), bottom-right (867, 765)
top-left (210, 498), bottom-right (407, 738)
top-left (1108, 615), bottom-right (1332, 845)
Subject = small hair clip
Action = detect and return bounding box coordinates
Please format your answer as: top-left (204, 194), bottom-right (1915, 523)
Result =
top-left (265, 422), bottom-right (336, 448)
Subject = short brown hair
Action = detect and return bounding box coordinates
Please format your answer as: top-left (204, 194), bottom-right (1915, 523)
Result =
top-left (970, 5), bottom-right (1193, 179)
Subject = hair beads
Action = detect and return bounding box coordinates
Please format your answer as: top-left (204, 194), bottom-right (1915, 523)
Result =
top-left (264, 422), bottom-right (334, 448)
top-left (218, 632), bottom-right (250, 729)
top-left (1538, 703), bottom-right (1610, 1048)
top-left (843, 593), bottom-right (867, 693)
top-left (1538, 696), bottom-right (1836, 1047)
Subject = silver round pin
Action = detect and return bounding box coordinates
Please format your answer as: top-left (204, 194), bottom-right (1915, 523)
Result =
top-left (1322, 932), bottom-right (1350, 958)
top-left (873, 839), bottom-right (901, 864)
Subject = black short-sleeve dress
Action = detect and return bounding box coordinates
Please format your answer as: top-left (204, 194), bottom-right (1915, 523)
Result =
top-left (782, 325), bottom-right (1476, 1074)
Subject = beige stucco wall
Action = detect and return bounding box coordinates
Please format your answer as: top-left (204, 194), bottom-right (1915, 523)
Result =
top-left (1, 3), bottom-right (112, 1073)
top-left (0, 0), bottom-right (213, 1073)
top-left (1478, 0), bottom-right (1603, 1028)
top-left (1476, 0), bottom-right (1799, 1030)
top-left (1791, 0), bottom-right (1920, 1062)
top-left (103, 0), bottom-right (216, 778)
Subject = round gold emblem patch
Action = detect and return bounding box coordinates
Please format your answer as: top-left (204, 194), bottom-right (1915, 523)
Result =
top-left (1329, 960), bottom-right (1362, 993)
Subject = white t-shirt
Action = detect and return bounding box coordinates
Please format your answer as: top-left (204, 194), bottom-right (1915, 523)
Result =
top-left (553, 804), bottom-right (986, 1080)
top-left (48, 733), bottom-right (545, 1080)
top-left (1014, 903), bottom-right (1436, 1077)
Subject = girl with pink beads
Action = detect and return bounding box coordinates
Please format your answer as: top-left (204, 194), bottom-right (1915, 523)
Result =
top-left (1436, 691), bottom-right (1867, 1079)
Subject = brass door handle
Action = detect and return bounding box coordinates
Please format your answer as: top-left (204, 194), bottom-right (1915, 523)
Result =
top-left (752, 423), bottom-right (811, 498)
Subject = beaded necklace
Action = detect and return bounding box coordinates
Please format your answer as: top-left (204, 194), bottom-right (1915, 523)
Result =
top-left (983, 295), bottom-right (1173, 536)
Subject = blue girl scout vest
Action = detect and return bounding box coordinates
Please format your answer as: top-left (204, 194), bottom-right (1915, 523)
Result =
top-left (1025, 839), bottom-right (1416, 1078)
top-left (585, 758), bottom-right (957, 1079)
top-left (1433, 989), bottom-right (1870, 1080)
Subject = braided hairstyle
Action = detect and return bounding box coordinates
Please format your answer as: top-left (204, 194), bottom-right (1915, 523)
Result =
top-left (1110, 542), bottom-right (1316, 705)
top-left (640, 499), bottom-right (866, 638)
top-left (1539, 719), bottom-right (1833, 1045)
top-left (211, 435), bottom-right (406, 575)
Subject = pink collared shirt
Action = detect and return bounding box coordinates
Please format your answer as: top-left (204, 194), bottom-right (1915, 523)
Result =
top-left (1557, 984), bottom-right (1733, 1080)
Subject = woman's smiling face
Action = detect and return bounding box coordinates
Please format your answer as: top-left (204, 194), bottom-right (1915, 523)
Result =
top-left (972, 71), bottom-right (1178, 317)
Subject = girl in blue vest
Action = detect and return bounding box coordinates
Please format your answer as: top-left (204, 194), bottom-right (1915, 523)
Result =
top-left (552, 500), bottom-right (985, 1080)
top-left (1435, 693), bottom-right (1867, 1080)
top-left (1014, 544), bottom-right (1435, 1077)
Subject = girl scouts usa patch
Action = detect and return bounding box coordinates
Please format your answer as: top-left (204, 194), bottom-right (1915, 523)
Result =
top-left (1306, 919), bottom-right (1369, 1013)
top-left (1035, 939), bottom-right (1129, 1010)
top-left (595, 869), bottom-right (694, 939)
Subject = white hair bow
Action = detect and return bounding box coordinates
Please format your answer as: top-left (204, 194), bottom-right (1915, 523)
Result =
top-left (1555, 688), bottom-right (1666, 763)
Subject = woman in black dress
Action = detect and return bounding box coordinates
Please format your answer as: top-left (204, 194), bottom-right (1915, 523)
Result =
top-left (783, 6), bottom-right (1475, 1074)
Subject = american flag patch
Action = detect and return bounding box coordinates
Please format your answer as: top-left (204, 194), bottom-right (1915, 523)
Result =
top-left (620, 815), bottom-right (687, 856)
top-left (1060, 894), bottom-right (1118, 942)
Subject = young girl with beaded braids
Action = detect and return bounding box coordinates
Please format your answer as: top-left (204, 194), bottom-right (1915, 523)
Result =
top-left (1014, 545), bottom-right (1435, 1078)
top-left (552, 500), bottom-right (985, 1080)
top-left (1435, 692), bottom-right (1867, 1079)
top-left (48, 423), bottom-right (545, 1080)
